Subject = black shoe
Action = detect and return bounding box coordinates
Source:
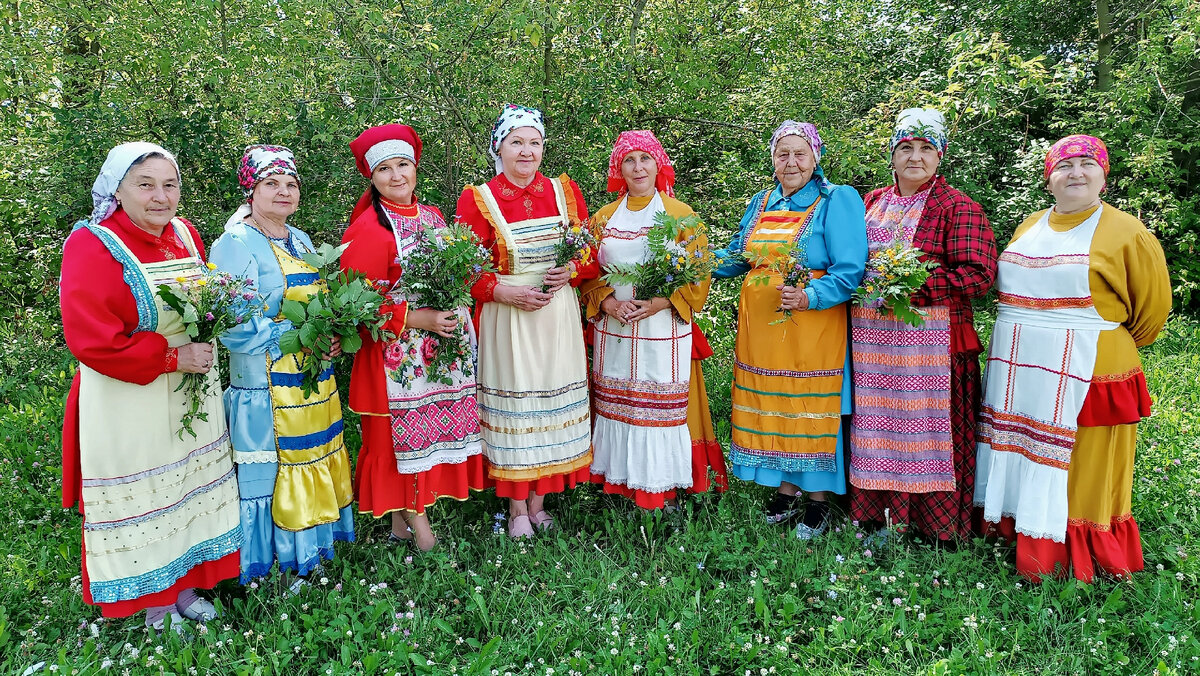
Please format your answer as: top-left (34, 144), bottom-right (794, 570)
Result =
top-left (764, 492), bottom-right (804, 525)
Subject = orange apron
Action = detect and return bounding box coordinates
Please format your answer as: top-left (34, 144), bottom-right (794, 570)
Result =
top-left (729, 196), bottom-right (846, 474)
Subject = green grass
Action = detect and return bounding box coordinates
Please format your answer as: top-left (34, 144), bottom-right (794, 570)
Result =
top-left (1, 316), bottom-right (1198, 675)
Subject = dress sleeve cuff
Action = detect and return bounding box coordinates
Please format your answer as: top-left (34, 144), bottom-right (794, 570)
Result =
top-left (473, 275), bottom-right (498, 303)
top-left (805, 287), bottom-right (820, 311)
top-left (382, 302), bottom-right (408, 335)
top-left (165, 347), bottom-right (179, 373)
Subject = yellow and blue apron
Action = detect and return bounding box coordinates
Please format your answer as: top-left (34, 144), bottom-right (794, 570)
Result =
top-left (263, 242), bottom-right (353, 531)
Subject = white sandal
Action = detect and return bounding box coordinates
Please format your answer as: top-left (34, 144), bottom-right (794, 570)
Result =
top-left (178, 596), bottom-right (218, 622)
top-left (148, 610), bottom-right (187, 634)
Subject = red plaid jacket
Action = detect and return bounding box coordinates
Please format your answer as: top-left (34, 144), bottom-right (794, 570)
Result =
top-left (864, 175), bottom-right (998, 355)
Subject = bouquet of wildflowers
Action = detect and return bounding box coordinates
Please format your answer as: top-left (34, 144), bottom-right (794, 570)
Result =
top-left (396, 222), bottom-right (496, 385)
top-left (853, 241), bottom-right (939, 327)
top-left (157, 263), bottom-right (263, 438)
top-left (744, 238), bottom-right (814, 325)
top-left (278, 243), bottom-right (393, 397)
top-left (541, 219), bottom-right (597, 293)
top-left (602, 212), bottom-right (717, 301)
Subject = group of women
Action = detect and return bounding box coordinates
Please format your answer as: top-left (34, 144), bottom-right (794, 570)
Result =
top-left (59, 103), bottom-right (1171, 629)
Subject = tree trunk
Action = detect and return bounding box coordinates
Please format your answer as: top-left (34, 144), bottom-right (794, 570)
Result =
top-left (1096, 0), bottom-right (1113, 91)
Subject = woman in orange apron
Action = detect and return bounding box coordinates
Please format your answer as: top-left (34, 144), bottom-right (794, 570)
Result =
top-left (713, 121), bottom-right (867, 538)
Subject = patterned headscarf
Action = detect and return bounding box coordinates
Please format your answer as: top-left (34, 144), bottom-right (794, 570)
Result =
top-left (606, 130), bottom-right (677, 197)
top-left (769, 120), bottom-right (824, 163)
top-left (1044, 134), bottom-right (1110, 182)
top-left (891, 108), bottom-right (948, 157)
top-left (237, 144), bottom-right (299, 199)
top-left (88, 142), bottom-right (179, 225)
top-left (489, 103), bottom-right (545, 174)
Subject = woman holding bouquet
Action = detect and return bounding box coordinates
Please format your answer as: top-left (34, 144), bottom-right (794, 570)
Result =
top-left (60, 142), bottom-right (240, 628)
top-left (713, 121), bottom-right (867, 539)
top-left (580, 130), bottom-right (726, 509)
top-left (342, 124), bottom-right (487, 552)
top-left (211, 145), bottom-right (355, 583)
top-left (847, 109), bottom-right (998, 543)
top-left (455, 104), bottom-right (598, 537)
top-left (974, 135), bottom-right (1170, 581)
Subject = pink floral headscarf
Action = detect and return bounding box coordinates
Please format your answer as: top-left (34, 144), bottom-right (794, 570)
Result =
top-left (606, 130), bottom-right (676, 197)
top-left (237, 144), bottom-right (299, 198)
top-left (1044, 135), bottom-right (1109, 182)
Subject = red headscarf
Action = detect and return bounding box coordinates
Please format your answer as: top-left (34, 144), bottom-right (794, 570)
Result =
top-left (348, 124), bottom-right (423, 223)
top-left (606, 130), bottom-right (676, 197)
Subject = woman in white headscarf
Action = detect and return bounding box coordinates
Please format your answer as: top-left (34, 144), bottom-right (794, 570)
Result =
top-left (60, 143), bottom-right (240, 629)
top-left (454, 104), bottom-right (598, 537)
top-left (211, 145), bottom-right (354, 586)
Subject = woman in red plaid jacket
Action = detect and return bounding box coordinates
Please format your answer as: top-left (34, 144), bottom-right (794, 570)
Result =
top-left (846, 108), bottom-right (998, 543)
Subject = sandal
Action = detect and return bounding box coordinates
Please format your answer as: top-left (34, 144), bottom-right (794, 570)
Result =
top-left (529, 510), bottom-right (555, 531)
top-left (178, 596), bottom-right (218, 622)
top-left (149, 610), bottom-right (187, 634)
top-left (508, 514), bottom-right (535, 538)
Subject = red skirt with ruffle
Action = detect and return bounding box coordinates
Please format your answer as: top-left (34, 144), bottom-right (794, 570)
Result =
top-left (987, 515), bottom-right (1144, 583)
top-left (355, 413), bottom-right (491, 516)
top-left (590, 439), bottom-right (729, 509)
top-left (493, 464), bottom-right (592, 501)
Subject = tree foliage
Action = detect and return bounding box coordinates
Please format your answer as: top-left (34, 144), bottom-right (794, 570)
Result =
top-left (2, 0), bottom-right (1197, 325)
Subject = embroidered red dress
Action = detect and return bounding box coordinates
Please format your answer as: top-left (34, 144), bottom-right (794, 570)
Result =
top-left (456, 171), bottom-right (598, 499)
top-left (848, 175), bottom-right (998, 540)
top-left (341, 199), bottom-right (490, 516)
top-left (61, 209), bottom-right (240, 617)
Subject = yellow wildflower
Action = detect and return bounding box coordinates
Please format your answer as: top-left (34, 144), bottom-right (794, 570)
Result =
top-left (175, 276), bottom-right (188, 283)
top-left (195, 279), bottom-right (208, 287)
top-left (205, 262), bottom-right (217, 270)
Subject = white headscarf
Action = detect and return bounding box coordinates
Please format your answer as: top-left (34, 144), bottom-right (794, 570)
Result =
top-left (891, 108), bottom-right (948, 157)
top-left (88, 142), bottom-right (180, 225)
top-left (489, 104), bottom-right (545, 175)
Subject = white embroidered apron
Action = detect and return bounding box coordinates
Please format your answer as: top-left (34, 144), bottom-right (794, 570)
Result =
top-left (383, 204), bottom-right (483, 475)
top-left (76, 219), bottom-right (240, 604)
top-left (474, 179), bottom-right (592, 482)
top-left (590, 193), bottom-right (693, 493)
top-left (974, 205), bottom-right (1117, 542)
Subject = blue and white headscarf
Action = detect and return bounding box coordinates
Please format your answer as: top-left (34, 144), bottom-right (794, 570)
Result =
top-left (489, 103), bottom-right (545, 174)
top-left (88, 142), bottom-right (180, 225)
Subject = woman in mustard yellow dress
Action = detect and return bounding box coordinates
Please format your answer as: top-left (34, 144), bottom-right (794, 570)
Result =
top-left (580, 129), bottom-right (727, 509)
top-left (974, 134), bottom-right (1171, 582)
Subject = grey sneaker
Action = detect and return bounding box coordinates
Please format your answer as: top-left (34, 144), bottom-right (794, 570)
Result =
top-left (794, 519), bottom-right (829, 540)
top-left (765, 492), bottom-right (804, 525)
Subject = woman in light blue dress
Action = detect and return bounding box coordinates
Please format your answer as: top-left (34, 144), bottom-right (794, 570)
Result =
top-left (212, 145), bottom-right (355, 584)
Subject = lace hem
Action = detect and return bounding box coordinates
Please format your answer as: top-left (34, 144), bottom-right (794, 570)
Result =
top-left (235, 450), bottom-right (278, 464)
top-left (981, 508), bottom-right (1066, 543)
top-left (590, 470), bottom-right (694, 493)
top-left (394, 446), bottom-right (483, 477)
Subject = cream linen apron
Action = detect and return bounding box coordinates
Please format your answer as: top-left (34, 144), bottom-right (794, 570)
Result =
top-left (77, 219), bottom-right (240, 603)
